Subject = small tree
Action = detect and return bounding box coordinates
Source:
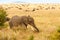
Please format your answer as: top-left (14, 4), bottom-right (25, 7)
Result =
top-left (0, 6), bottom-right (7, 26)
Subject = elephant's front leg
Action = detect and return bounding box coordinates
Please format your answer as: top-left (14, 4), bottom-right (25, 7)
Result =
top-left (21, 23), bottom-right (27, 30)
top-left (29, 22), bottom-right (39, 32)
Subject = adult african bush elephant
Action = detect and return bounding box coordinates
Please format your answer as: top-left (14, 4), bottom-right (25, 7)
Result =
top-left (9, 15), bottom-right (39, 32)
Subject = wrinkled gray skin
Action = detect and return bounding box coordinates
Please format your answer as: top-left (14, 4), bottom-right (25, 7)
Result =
top-left (9, 15), bottom-right (39, 32)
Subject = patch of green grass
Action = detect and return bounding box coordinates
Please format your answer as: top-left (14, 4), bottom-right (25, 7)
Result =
top-left (48, 26), bottom-right (60, 40)
top-left (29, 35), bottom-right (34, 40)
top-left (57, 26), bottom-right (60, 33)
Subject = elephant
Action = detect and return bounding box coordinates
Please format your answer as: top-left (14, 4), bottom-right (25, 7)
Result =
top-left (9, 15), bottom-right (39, 32)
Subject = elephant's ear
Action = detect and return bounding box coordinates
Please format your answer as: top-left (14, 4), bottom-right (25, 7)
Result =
top-left (28, 15), bottom-right (30, 17)
top-left (29, 18), bottom-right (32, 22)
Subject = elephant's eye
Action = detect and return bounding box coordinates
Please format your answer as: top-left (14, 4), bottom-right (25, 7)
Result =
top-left (28, 18), bottom-right (34, 22)
top-left (29, 21), bottom-right (32, 22)
top-left (29, 20), bottom-right (33, 22)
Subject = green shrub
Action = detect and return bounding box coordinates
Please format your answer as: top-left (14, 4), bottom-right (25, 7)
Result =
top-left (0, 7), bottom-right (7, 26)
top-left (57, 26), bottom-right (60, 33)
top-left (49, 26), bottom-right (60, 40)
top-left (29, 35), bottom-right (34, 40)
top-left (56, 26), bottom-right (60, 40)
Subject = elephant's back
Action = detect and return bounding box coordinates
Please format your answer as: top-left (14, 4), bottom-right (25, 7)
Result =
top-left (9, 15), bottom-right (20, 26)
top-left (20, 16), bottom-right (28, 22)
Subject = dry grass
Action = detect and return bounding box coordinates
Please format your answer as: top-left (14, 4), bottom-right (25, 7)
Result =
top-left (0, 4), bottom-right (60, 40)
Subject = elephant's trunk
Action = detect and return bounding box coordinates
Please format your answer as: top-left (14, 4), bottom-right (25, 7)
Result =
top-left (30, 23), bottom-right (39, 32)
top-left (33, 25), bottom-right (39, 32)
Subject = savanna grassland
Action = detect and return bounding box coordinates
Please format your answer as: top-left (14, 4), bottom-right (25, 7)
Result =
top-left (0, 4), bottom-right (60, 40)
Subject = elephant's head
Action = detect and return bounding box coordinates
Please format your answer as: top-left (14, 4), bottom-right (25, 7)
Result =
top-left (27, 15), bottom-right (39, 32)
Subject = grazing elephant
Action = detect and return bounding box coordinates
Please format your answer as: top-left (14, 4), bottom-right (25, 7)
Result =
top-left (9, 15), bottom-right (39, 32)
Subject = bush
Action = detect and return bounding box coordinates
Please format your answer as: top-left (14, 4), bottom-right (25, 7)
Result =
top-left (0, 7), bottom-right (7, 26)
top-left (56, 26), bottom-right (60, 40)
top-left (49, 26), bottom-right (60, 40)
top-left (29, 35), bottom-right (34, 40)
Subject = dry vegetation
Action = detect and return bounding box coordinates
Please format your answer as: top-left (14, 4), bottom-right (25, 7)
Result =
top-left (0, 4), bottom-right (60, 40)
